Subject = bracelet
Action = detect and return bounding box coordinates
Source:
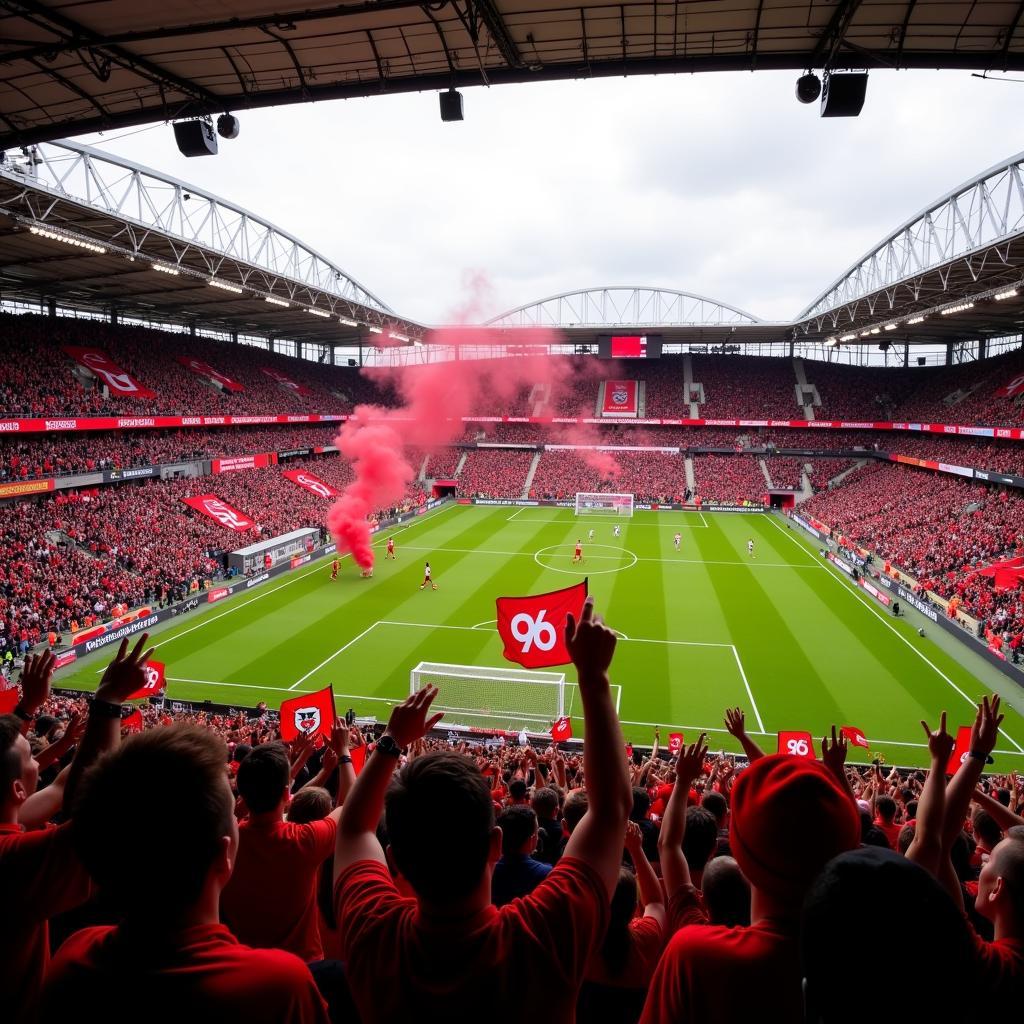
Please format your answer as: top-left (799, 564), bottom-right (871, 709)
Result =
top-left (967, 750), bottom-right (988, 762)
top-left (12, 705), bottom-right (34, 723)
top-left (338, 755), bottom-right (353, 765)
top-left (89, 697), bottom-right (125, 719)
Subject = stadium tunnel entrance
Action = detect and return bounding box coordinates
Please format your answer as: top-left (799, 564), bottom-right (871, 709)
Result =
top-left (432, 479), bottom-right (458, 498)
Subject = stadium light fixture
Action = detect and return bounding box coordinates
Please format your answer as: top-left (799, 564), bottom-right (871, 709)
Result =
top-left (839, 333), bottom-right (856, 342)
top-left (152, 262), bottom-right (180, 275)
top-left (825, 336), bottom-right (837, 346)
top-left (264, 296), bottom-right (290, 307)
top-left (29, 224), bottom-right (106, 254)
top-left (208, 277), bottom-right (243, 294)
top-left (884, 324), bottom-right (897, 331)
top-left (368, 326), bottom-right (383, 334)
top-left (389, 331), bottom-right (410, 342)
top-left (859, 331), bottom-right (871, 338)
top-left (941, 302), bottom-right (974, 315)
top-left (906, 316), bottom-right (926, 325)
top-left (870, 327), bottom-right (881, 335)
top-left (306, 307), bottom-right (331, 318)
top-left (339, 317), bottom-right (359, 327)
top-left (995, 289), bottom-right (1019, 301)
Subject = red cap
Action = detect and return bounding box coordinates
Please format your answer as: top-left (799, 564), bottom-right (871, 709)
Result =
top-left (730, 754), bottom-right (860, 903)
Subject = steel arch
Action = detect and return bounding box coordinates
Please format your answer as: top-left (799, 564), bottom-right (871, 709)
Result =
top-left (800, 152), bottom-right (1024, 321)
top-left (0, 139), bottom-right (392, 314)
top-left (486, 287), bottom-right (763, 328)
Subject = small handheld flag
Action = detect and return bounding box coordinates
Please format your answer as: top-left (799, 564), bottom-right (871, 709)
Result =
top-left (280, 685), bottom-right (336, 742)
top-left (496, 581), bottom-right (588, 669)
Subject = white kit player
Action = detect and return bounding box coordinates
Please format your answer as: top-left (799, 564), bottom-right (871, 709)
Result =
top-left (673, 532), bottom-right (682, 551)
top-left (748, 538), bottom-right (755, 559)
top-left (613, 524), bottom-right (621, 539)
top-left (420, 561), bottom-right (438, 590)
top-left (588, 528), bottom-right (595, 543)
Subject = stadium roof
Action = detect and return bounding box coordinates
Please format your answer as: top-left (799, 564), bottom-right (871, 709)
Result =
top-left (3, 0), bottom-right (1024, 149)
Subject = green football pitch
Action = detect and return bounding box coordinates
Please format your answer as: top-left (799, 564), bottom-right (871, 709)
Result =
top-left (59, 502), bottom-right (1024, 769)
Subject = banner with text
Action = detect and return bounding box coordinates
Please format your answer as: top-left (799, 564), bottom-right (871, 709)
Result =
top-left (996, 373), bottom-right (1024, 398)
top-left (181, 494), bottom-right (256, 533)
top-left (63, 347), bottom-right (155, 398)
top-left (212, 452), bottom-right (277, 474)
top-left (283, 468), bottom-right (339, 499)
top-left (601, 380), bottom-right (639, 418)
top-left (261, 367), bottom-right (313, 396)
top-left (176, 356), bottom-right (245, 393)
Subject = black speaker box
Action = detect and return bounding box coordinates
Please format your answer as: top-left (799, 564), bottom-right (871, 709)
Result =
top-left (173, 120), bottom-right (219, 157)
top-left (820, 73), bottom-right (868, 118)
top-left (439, 91), bottom-right (464, 122)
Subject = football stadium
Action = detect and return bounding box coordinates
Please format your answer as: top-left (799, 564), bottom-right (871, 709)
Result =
top-left (4, 3), bottom-right (1024, 1021)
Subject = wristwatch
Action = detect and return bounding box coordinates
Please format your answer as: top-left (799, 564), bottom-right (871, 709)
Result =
top-left (12, 705), bottom-right (34, 724)
top-left (375, 733), bottom-right (403, 759)
top-left (89, 697), bottom-right (125, 718)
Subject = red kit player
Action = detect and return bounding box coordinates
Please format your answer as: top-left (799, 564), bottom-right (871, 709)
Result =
top-left (386, 537), bottom-right (396, 559)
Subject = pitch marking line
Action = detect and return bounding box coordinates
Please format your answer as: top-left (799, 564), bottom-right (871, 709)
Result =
top-left (93, 501), bottom-right (460, 675)
top-left (764, 513), bottom-right (1024, 754)
top-left (505, 513), bottom-right (710, 528)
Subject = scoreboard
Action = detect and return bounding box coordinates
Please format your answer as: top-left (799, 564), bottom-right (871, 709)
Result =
top-left (598, 335), bottom-right (663, 359)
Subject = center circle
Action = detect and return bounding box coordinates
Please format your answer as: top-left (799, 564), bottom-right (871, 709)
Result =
top-left (534, 543), bottom-right (638, 576)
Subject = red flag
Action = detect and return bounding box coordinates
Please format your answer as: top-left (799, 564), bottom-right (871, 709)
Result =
top-left (122, 708), bottom-right (143, 732)
top-left (127, 660), bottom-right (166, 700)
top-left (181, 494), bottom-right (256, 533)
top-left (668, 732), bottom-right (684, 755)
top-left (550, 716), bottom-right (572, 742)
top-left (841, 726), bottom-right (870, 750)
top-left (350, 744), bottom-right (367, 775)
top-left (496, 581), bottom-right (588, 669)
top-left (280, 686), bottom-right (335, 742)
top-left (625, 743), bottom-right (634, 760)
top-left (777, 731), bottom-right (815, 759)
top-left (947, 725), bottom-right (974, 776)
top-left (0, 688), bottom-right (19, 714)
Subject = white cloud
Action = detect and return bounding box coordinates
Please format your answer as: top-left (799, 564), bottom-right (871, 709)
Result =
top-left (79, 68), bottom-right (1021, 325)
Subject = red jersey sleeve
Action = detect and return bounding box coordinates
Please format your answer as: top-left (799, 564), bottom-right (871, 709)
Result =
top-left (287, 816), bottom-right (337, 865)
top-left (629, 914), bottom-right (668, 976)
top-left (666, 884), bottom-right (708, 934)
top-left (969, 924), bottom-right (1024, 1011)
top-left (335, 860), bottom-right (409, 959)
top-left (502, 856), bottom-right (609, 982)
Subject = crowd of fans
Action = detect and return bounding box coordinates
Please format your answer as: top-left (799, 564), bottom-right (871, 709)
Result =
top-left (691, 456), bottom-right (768, 503)
top-left (458, 449), bottom-right (535, 498)
top-left (763, 457), bottom-right (806, 490)
top-left (3, 605), bottom-right (1023, 1022)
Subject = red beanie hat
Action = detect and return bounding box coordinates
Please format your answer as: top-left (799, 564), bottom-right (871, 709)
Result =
top-left (730, 754), bottom-right (860, 904)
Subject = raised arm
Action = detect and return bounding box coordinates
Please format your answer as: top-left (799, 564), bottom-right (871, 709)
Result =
top-left (64, 634), bottom-right (154, 814)
top-left (12, 650), bottom-right (56, 735)
top-left (334, 687), bottom-right (443, 882)
top-left (971, 786), bottom-right (1024, 831)
top-left (624, 821), bottom-right (666, 928)
top-left (724, 707), bottom-right (763, 762)
top-left (906, 711), bottom-right (955, 883)
top-left (658, 733), bottom-right (708, 901)
top-left (561, 597), bottom-right (633, 899)
top-left (821, 726), bottom-right (854, 801)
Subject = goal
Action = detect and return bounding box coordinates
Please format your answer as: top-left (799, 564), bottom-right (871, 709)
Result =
top-left (575, 492), bottom-right (634, 517)
top-left (410, 661), bottom-right (621, 735)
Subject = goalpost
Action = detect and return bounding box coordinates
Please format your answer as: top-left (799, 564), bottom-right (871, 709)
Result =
top-left (410, 661), bottom-right (621, 735)
top-left (575, 492), bottom-right (635, 517)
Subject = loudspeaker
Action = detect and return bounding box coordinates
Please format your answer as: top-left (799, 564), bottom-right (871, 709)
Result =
top-left (820, 73), bottom-right (868, 118)
top-left (347, 358), bottom-right (357, 367)
top-left (917, 357), bottom-right (926, 366)
top-left (173, 120), bottom-right (219, 157)
top-left (439, 90), bottom-right (464, 122)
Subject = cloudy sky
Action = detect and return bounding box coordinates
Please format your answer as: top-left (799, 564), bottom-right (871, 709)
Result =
top-left (80, 69), bottom-right (1021, 327)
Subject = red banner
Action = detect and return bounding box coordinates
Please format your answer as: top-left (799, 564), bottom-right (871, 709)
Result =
top-left (126, 660), bottom-right (166, 701)
top-left (176, 356), bottom-right (245, 393)
top-left (0, 687), bottom-right (18, 714)
top-left (261, 367), bottom-right (313, 396)
top-left (841, 726), bottom-right (870, 750)
top-left (0, 413), bottom-right (347, 435)
top-left (0, 479), bottom-right (54, 499)
top-left (280, 685), bottom-right (335, 742)
top-left (601, 380), bottom-right (639, 417)
top-left (181, 494), bottom-right (256, 532)
top-left (550, 716), bottom-right (573, 742)
top-left (996, 373), bottom-right (1024, 398)
top-left (496, 580), bottom-right (589, 669)
top-left (212, 453), bottom-right (276, 474)
top-left (122, 708), bottom-right (144, 732)
top-left (947, 725), bottom-right (974, 775)
top-left (282, 468), bottom-right (339, 498)
top-left (777, 731), bottom-right (815, 758)
top-left (63, 347), bottom-right (155, 398)
top-left (668, 732), bottom-right (684, 755)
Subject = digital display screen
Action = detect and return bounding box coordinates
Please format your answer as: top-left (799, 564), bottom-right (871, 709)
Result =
top-left (598, 335), bottom-right (662, 359)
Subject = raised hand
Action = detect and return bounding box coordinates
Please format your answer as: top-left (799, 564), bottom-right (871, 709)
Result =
top-left (18, 649), bottom-right (57, 716)
top-left (676, 733), bottom-right (708, 783)
top-left (821, 725), bottom-right (848, 778)
top-left (970, 694), bottom-right (1004, 759)
top-left (384, 685), bottom-right (444, 748)
top-left (623, 819), bottom-right (644, 859)
top-left (321, 744), bottom-right (339, 775)
top-left (724, 707), bottom-right (746, 739)
top-left (95, 634), bottom-right (155, 704)
top-left (565, 597), bottom-right (617, 681)
top-left (330, 717), bottom-right (351, 757)
top-left (919, 710), bottom-right (955, 764)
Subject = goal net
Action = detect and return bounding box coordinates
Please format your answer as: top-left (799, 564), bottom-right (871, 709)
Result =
top-left (575, 492), bottom-right (635, 517)
top-left (410, 661), bottom-right (621, 735)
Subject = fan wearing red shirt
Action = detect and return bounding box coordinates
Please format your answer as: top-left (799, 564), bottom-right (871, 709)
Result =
top-left (333, 596), bottom-right (633, 1024)
top-left (1, 639), bottom-right (159, 1022)
top-left (640, 736), bottom-right (860, 1024)
top-left (221, 721), bottom-right (355, 961)
top-left (40, 725), bottom-right (329, 1023)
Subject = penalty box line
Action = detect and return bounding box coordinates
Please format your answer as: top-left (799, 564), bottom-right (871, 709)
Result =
top-left (506, 509), bottom-right (710, 528)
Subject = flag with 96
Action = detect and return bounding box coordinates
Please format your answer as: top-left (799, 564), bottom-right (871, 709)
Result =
top-left (126, 660), bottom-right (166, 700)
top-left (777, 731), bottom-right (815, 759)
top-left (668, 732), bottom-right (684, 755)
top-left (496, 580), bottom-right (588, 669)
